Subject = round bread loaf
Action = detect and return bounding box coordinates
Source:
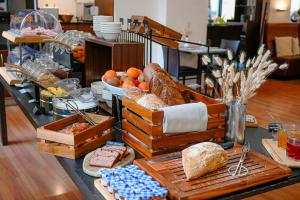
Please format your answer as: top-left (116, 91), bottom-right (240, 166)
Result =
top-left (143, 63), bottom-right (186, 106)
top-left (182, 142), bottom-right (228, 180)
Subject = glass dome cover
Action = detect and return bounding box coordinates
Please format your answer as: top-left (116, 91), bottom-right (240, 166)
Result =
top-left (10, 9), bottom-right (62, 36)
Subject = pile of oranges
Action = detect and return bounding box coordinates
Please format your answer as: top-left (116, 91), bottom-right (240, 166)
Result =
top-left (103, 67), bottom-right (149, 92)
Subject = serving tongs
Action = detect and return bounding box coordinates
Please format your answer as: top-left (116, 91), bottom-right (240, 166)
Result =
top-left (4, 63), bottom-right (97, 126)
top-left (228, 142), bottom-right (250, 177)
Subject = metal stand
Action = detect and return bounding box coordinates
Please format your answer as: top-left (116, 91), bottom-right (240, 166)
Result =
top-left (0, 81), bottom-right (8, 145)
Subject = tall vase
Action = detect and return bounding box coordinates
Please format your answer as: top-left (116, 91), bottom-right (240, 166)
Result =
top-left (226, 101), bottom-right (246, 145)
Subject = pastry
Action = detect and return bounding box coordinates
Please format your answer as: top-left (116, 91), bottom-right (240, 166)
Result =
top-left (143, 63), bottom-right (185, 106)
top-left (61, 122), bottom-right (91, 135)
top-left (182, 142), bottom-right (228, 180)
top-left (137, 94), bottom-right (167, 111)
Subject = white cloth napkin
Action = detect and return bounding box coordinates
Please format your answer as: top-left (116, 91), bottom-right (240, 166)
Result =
top-left (159, 103), bottom-right (208, 134)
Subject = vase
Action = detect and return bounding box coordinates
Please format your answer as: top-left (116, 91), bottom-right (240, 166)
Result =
top-left (226, 101), bottom-right (246, 145)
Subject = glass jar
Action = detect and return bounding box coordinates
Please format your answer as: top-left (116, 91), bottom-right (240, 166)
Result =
top-left (278, 128), bottom-right (288, 149)
top-left (286, 129), bottom-right (300, 160)
top-left (286, 135), bottom-right (300, 160)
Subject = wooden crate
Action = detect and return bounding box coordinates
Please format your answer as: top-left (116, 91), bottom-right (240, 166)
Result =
top-left (122, 87), bottom-right (226, 158)
top-left (37, 113), bottom-right (115, 159)
top-left (134, 147), bottom-right (292, 200)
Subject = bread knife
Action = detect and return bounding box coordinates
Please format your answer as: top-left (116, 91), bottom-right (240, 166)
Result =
top-left (148, 142), bottom-right (234, 163)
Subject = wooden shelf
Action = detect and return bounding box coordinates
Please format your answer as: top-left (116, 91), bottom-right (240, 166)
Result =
top-left (2, 31), bottom-right (52, 44)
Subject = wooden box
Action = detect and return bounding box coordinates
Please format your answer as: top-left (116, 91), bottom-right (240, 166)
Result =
top-left (122, 87), bottom-right (226, 158)
top-left (37, 113), bottom-right (115, 159)
top-left (130, 16), bottom-right (182, 48)
top-left (84, 37), bottom-right (144, 86)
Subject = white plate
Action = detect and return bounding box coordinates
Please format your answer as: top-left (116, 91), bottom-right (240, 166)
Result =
top-left (101, 30), bottom-right (121, 34)
top-left (82, 146), bottom-right (135, 177)
top-left (93, 16), bottom-right (113, 20)
top-left (100, 27), bottom-right (121, 30)
top-left (101, 72), bottom-right (124, 96)
top-left (93, 24), bottom-right (121, 27)
top-left (99, 22), bottom-right (121, 24)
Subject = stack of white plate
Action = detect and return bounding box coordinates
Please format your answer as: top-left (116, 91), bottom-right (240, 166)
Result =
top-left (100, 22), bottom-right (122, 41)
top-left (93, 15), bottom-right (113, 38)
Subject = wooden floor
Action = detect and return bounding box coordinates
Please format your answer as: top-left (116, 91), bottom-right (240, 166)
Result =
top-left (0, 79), bottom-right (300, 200)
top-left (0, 106), bottom-right (84, 200)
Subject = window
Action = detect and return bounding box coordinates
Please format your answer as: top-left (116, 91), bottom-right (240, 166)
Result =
top-left (209, 0), bottom-right (221, 20)
top-left (291, 0), bottom-right (300, 15)
top-left (208, 0), bottom-right (236, 21)
top-left (221, 0), bottom-right (236, 20)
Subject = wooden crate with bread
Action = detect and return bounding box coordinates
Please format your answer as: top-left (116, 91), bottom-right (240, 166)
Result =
top-left (121, 63), bottom-right (226, 158)
top-left (37, 113), bottom-right (115, 159)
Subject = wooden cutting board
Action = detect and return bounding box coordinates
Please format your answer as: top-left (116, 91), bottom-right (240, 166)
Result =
top-left (83, 147), bottom-right (135, 177)
top-left (94, 179), bottom-right (115, 200)
top-left (262, 139), bottom-right (300, 168)
top-left (134, 146), bottom-right (291, 200)
top-left (0, 67), bottom-right (22, 85)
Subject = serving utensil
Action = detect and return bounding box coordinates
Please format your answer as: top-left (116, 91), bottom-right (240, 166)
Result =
top-left (228, 142), bottom-right (250, 177)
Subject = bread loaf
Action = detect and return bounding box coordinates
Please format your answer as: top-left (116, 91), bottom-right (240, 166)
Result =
top-left (143, 63), bottom-right (186, 106)
top-left (137, 94), bottom-right (167, 111)
top-left (182, 142), bottom-right (228, 180)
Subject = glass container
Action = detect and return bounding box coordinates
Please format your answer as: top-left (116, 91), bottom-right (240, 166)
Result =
top-left (286, 125), bottom-right (300, 159)
top-left (286, 132), bottom-right (300, 160)
top-left (55, 78), bottom-right (81, 92)
top-left (10, 9), bottom-right (62, 36)
top-left (226, 101), bottom-right (246, 144)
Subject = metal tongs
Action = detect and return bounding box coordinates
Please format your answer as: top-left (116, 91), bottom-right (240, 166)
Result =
top-left (228, 142), bottom-right (250, 177)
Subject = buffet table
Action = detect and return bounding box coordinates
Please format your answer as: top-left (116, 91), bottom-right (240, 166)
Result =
top-left (1, 74), bottom-right (300, 199)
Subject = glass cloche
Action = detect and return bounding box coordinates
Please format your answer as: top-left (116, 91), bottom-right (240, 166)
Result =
top-left (10, 9), bottom-right (62, 37)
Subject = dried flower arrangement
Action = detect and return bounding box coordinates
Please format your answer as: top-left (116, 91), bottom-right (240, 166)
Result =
top-left (203, 45), bottom-right (288, 105)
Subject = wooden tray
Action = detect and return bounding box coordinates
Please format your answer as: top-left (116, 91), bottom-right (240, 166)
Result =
top-left (130, 16), bottom-right (182, 48)
top-left (134, 146), bottom-right (292, 200)
top-left (37, 113), bottom-right (115, 159)
top-left (37, 114), bottom-right (114, 146)
top-left (0, 67), bottom-right (22, 85)
top-left (122, 86), bottom-right (226, 158)
top-left (262, 139), bottom-right (300, 168)
top-left (94, 179), bottom-right (115, 200)
top-left (83, 146), bottom-right (135, 177)
top-left (37, 132), bottom-right (113, 159)
top-left (2, 31), bottom-right (52, 44)
top-left (94, 178), bottom-right (167, 200)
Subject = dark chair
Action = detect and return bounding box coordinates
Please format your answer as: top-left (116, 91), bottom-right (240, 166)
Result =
top-left (220, 39), bottom-right (240, 56)
top-left (162, 46), bottom-right (201, 84)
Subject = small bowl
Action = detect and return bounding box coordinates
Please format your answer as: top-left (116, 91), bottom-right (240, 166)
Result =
top-left (95, 31), bottom-right (103, 38)
top-left (102, 33), bottom-right (120, 41)
top-left (59, 14), bottom-right (74, 23)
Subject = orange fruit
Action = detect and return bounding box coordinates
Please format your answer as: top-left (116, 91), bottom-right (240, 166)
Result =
top-left (122, 80), bottom-right (136, 88)
top-left (104, 70), bottom-right (117, 80)
top-left (138, 82), bottom-right (149, 91)
top-left (127, 67), bottom-right (140, 79)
